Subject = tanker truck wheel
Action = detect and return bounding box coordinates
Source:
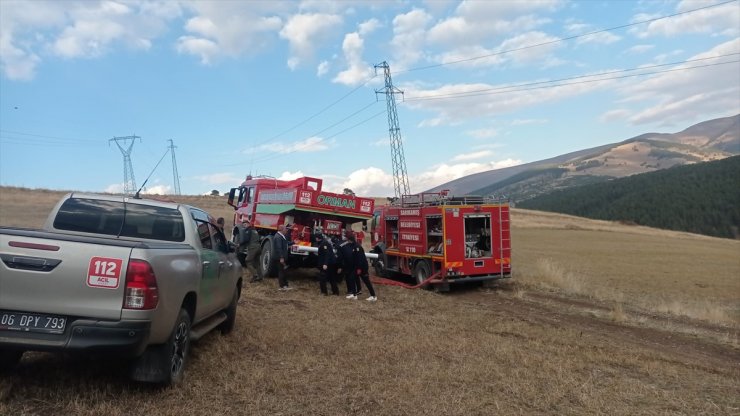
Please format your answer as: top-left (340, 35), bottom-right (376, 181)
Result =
top-left (413, 261), bottom-right (434, 291)
top-left (259, 237), bottom-right (277, 278)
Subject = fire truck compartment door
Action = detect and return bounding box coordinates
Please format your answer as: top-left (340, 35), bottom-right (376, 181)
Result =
top-left (443, 207), bottom-right (465, 261)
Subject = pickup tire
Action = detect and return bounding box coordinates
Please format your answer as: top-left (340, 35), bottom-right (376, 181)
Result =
top-left (0, 349), bottom-right (22, 371)
top-left (129, 308), bottom-right (191, 385)
top-left (259, 236), bottom-right (277, 278)
top-left (219, 286), bottom-right (239, 334)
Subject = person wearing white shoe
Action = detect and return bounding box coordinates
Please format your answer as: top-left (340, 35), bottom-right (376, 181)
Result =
top-left (349, 233), bottom-right (377, 301)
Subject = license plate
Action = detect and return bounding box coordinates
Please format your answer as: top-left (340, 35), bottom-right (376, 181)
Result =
top-left (0, 310), bottom-right (67, 334)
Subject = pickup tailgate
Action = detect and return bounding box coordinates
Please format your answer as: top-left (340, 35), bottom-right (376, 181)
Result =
top-left (0, 229), bottom-right (137, 321)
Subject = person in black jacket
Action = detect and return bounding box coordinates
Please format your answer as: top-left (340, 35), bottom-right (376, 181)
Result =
top-left (349, 232), bottom-right (376, 301)
top-left (315, 233), bottom-right (339, 295)
top-left (337, 231), bottom-right (358, 299)
top-left (273, 224), bottom-right (291, 291)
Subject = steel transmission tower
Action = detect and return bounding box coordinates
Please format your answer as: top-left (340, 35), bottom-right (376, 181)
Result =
top-left (168, 139), bottom-right (181, 195)
top-left (374, 61), bottom-right (411, 199)
top-left (109, 135), bottom-right (140, 195)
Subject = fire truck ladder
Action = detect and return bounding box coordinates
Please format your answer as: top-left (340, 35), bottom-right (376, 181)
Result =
top-left (498, 203), bottom-right (511, 278)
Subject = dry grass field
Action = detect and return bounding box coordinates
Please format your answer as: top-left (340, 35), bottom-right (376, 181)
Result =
top-left (1, 186), bottom-right (738, 415)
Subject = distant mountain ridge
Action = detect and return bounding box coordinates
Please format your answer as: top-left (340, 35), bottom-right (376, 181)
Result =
top-left (518, 155), bottom-right (740, 239)
top-left (429, 114), bottom-right (740, 201)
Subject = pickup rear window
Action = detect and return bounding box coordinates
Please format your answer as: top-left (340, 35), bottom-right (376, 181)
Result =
top-left (53, 198), bottom-right (186, 242)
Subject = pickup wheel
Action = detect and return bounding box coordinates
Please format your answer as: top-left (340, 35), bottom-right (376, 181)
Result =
top-left (129, 308), bottom-right (191, 385)
top-left (219, 286), bottom-right (239, 334)
top-left (0, 349), bottom-right (22, 371)
top-left (259, 236), bottom-right (277, 278)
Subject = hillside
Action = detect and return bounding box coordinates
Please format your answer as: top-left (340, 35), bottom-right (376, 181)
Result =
top-left (518, 155), bottom-right (740, 239)
top-left (430, 114), bottom-right (739, 199)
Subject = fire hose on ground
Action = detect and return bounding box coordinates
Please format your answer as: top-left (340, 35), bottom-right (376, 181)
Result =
top-left (291, 244), bottom-right (439, 289)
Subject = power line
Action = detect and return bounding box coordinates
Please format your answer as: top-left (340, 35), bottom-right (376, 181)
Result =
top-left (0, 129), bottom-right (103, 144)
top-left (405, 59), bottom-right (740, 102)
top-left (225, 100), bottom-right (380, 167)
top-left (251, 75), bottom-right (378, 149)
top-left (397, 0), bottom-right (738, 74)
top-left (248, 109), bottom-right (386, 165)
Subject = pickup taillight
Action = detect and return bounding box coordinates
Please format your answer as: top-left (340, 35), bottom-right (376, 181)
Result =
top-left (123, 259), bottom-right (159, 310)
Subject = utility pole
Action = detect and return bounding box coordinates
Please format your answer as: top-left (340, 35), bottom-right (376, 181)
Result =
top-left (375, 61), bottom-right (411, 199)
top-left (109, 135), bottom-right (140, 195)
top-left (168, 139), bottom-right (181, 195)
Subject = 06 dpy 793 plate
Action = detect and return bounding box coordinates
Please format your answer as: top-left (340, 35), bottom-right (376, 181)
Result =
top-left (0, 310), bottom-right (67, 334)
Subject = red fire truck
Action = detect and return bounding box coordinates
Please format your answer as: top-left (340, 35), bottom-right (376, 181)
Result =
top-left (369, 190), bottom-right (511, 290)
top-left (226, 175), bottom-right (374, 277)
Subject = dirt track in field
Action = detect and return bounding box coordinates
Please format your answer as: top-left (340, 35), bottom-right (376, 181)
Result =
top-left (441, 282), bottom-right (740, 375)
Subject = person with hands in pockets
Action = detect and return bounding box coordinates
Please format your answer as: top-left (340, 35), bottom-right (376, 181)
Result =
top-left (349, 232), bottom-right (376, 301)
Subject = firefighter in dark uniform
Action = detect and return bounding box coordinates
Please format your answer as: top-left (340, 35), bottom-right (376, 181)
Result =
top-left (337, 231), bottom-right (358, 299)
top-left (349, 232), bottom-right (377, 301)
top-left (316, 233), bottom-right (339, 295)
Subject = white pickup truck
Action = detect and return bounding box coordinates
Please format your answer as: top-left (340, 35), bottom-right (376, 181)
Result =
top-left (0, 193), bottom-right (243, 385)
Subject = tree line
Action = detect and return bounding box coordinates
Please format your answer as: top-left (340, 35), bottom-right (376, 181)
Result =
top-left (518, 156), bottom-right (740, 239)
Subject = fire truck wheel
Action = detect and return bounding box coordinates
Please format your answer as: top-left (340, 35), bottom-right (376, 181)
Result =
top-left (413, 261), bottom-right (432, 288)
top-left (259, 236), bottom-right (277, 278)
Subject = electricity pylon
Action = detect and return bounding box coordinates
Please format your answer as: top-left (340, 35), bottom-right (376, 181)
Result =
top-left (109, 135), bottom-right (140, 195)
top-left (168, 139), bottom-right (181, 195)
top-left (374, 61), bottom-right (411, 199)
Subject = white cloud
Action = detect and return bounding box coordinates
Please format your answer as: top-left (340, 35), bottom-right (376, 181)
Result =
top-left (465, 128), bottom-right (498, 139)
top-left (104, 183), bottom-right (125, 194)
top-left (358, 18), bottom-right (381, 36)
top-left (389, 9), bottom-right (432, 69)
top-left (412, 158), bottom-right (522, 192)
top-left (317, 60), bottom-right (330, 76)
top-left (431, 31), bottom-right (563, 70)
top-left (404, 74), bottom-right (615, 125)
top-left (511, 118), bottom-right (548, 125)
top-left (0, 0), bottom-right (178, 79)
top-left (332, 30), bottom-right (373, 86)
top-left (260, 137), bottom-right (333, 153)
top-left (566, 22), bottom-right (621, 45)
top-left (624, 44), bottom-right (654, 54)
top-left (142, 184), bottom-right (173, 195)
top-left (279, 12), bottom-right (342, 69)
top-left (630, 1), bottom-right (740, 38)
top-left (615, 39), bottom-right (740, 126)
top-left (277, 171), bottom-right (304, 181)
top-left (176, 2), bottom-right (283, 64)
top-left (194, 173), bottom-right (243, 185)
top-left (452, 150), bottom-right (494, 161)
top-left (599, 109), bottom-right (632, 122)
top-left (341, 167), bottom-right (394, 196)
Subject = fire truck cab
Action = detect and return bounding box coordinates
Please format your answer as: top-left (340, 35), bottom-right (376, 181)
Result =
top-left (370, 191), bottom-right (511, 289)
top-left (227, 175), bottom-right (374, 277)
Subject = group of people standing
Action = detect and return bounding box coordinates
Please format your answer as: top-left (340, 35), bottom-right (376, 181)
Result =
top-left (233, 219), bottom-right (376, 301)
top-left (315, 230), bottom-right (376, 301)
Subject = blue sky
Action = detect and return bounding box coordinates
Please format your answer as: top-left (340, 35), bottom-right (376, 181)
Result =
top-left (1, 0), bottom-right (738, 197)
